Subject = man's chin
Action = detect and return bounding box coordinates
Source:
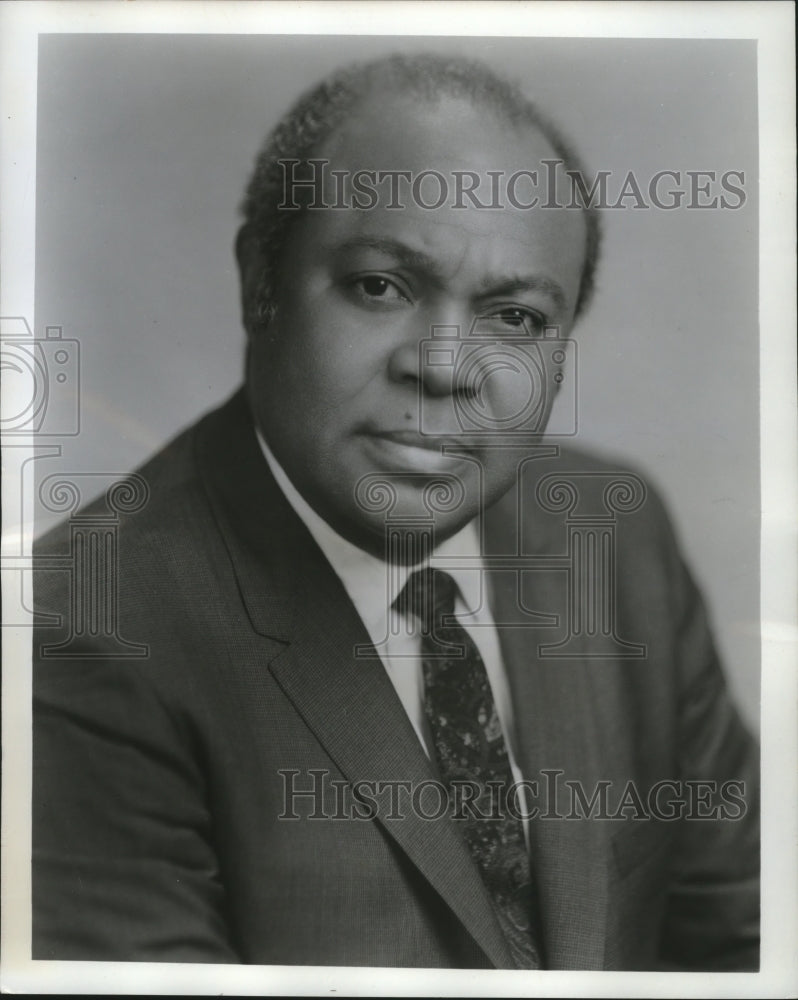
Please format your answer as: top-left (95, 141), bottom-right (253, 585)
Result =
top-left (336, 505), bottom-right (482, 564)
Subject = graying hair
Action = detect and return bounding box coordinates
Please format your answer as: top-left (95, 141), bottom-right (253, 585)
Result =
top-left (237, 52), bottom-right (602, 333)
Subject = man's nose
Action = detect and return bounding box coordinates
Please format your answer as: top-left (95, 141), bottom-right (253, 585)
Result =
top-left (387, 310), bottom-right (475, 398)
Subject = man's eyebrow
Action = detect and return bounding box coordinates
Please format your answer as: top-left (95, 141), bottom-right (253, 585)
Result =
top-left (326, 235), bottom-right (568, 312)
top-left (476, 276), bottom-right (567, 313)
top-left (324, 236), bottom-right (443, 274)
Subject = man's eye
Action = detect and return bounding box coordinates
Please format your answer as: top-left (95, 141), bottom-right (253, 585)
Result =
top-left (481, 307), bottom-right (545, 334)
top-left (352, 275), bottom-right (408, 302)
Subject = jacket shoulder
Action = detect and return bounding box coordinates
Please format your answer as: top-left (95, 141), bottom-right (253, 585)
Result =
top-left (34, 392), bottom-right (246, 555)
top-left (512, 441), bottom-right (675, 548)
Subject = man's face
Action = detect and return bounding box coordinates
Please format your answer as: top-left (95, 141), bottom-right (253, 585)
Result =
top-left (244, 94), bottom-right (587, 558)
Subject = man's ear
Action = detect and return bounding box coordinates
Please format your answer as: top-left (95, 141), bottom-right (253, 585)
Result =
top-left (234, 224), bottom-right (261, 336)
top-left (235, 223), bottom-right (254, 318)
top-left (234, 223), bottom-right (253, 273)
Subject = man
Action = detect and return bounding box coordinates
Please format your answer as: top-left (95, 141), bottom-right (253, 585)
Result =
top-left (32, 53), bottom-right (759, 970)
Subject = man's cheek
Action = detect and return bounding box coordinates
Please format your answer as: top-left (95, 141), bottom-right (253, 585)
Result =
top-left (485, 375), bottom-right (541, 426)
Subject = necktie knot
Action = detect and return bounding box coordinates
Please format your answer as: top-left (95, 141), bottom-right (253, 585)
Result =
top-left (395, 568), bottom-right (457, 634)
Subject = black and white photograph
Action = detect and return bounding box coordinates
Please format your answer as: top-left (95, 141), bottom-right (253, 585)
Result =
top-left (1, 2), bottom-right (795, 995)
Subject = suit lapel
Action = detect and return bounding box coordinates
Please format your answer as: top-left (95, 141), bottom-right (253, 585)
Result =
top-left (485, 483), bottom-right (611, 970)
top-left (267, 638), bottom-right (514, 969)
top-left (195, 392), bottom-right (514, 969)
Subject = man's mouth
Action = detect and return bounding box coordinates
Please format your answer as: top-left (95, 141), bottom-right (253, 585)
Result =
top-left (361, 429), bottom-right (476, 473)
top-left (375, 430), bottom-right (473, 451)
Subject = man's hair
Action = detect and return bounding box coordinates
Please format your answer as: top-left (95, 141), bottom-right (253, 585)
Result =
top-left (237, 52), bottom-right (602, 334)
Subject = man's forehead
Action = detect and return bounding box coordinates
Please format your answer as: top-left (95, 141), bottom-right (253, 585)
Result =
top-left (279, 181), bottom-right (585, 324)
top-left (279, 89), bottom-right (589, 314)
top-left (318, 90), bottom-right (558, 174)
top-left (319, 204), bottom-right (579, 264)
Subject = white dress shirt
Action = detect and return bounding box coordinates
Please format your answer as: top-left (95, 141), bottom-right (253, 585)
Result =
top-left (256, 429), bottom-right (529, 834)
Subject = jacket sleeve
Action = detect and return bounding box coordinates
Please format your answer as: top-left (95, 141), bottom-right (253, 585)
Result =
top-left (32, 607), bottom-right (240, 963)
top-left (656, 514), bottom-right (760, 971)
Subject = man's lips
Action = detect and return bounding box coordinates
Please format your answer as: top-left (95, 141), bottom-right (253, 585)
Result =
top-left (369, 430), bottom-right (475, 452)
top-left (359, 429), bottom-right (477, 473)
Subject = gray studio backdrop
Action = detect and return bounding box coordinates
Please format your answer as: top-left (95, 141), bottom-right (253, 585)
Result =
top-left (33, 34), bottom-right (759, 730)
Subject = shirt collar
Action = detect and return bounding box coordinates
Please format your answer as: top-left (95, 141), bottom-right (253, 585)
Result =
top-left (254, 427), bottom-right (484, 637)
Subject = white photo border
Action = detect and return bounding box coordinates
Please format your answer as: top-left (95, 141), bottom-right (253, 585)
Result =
top-left (1, 1), bottom-right (795, 995)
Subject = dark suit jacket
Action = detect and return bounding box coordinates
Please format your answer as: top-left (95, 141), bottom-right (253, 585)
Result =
top-left (32, 389), bottom-right (759, 970)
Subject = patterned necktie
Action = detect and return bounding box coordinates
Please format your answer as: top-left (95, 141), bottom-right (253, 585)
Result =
top-left (396, 567), bottom-right (543, 970)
